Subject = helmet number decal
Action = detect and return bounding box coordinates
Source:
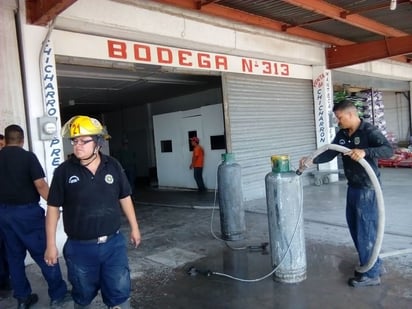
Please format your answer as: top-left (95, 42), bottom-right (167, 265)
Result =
top-left (71, 123), bottom-right (80, 136)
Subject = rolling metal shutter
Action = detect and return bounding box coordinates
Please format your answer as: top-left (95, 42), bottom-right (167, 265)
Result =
top-left (222, 73), bottom-right (316, 203)
top-left (383, 91), bottom-right (411, 144)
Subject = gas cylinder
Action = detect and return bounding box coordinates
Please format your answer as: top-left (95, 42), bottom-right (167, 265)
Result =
top-left (217, 153), bottom-right (245, 241)
top-left (265, 155), bottom-right (306, 283)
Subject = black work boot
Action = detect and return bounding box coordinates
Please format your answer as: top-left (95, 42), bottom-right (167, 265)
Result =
top-left (17, 293), bottom-right (39, 309)
top-left (348, 275), bottom-right (380, 287)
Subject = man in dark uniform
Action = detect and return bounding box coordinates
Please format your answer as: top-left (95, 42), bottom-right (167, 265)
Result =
top-left (45, 116), bottom-right (141, 309)
top-left (0, 125), bottom-right (70, 308)
top-left (300, 100), bottom-right (393, 287)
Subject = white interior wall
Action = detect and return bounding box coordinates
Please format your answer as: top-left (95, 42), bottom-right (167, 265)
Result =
top-left (103, 88), bottom-right (223, 180)
top-left (153, 104), bottom-right (224, 190)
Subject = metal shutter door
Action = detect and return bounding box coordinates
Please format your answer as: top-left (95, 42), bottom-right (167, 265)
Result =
top-left (223, 73), bottom-right (316, 203)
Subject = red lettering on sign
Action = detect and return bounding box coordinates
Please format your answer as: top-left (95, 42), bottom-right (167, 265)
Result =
top-left (262, 61), bottom-right (271, 74)
top-left (178, 50), bottom-right (192, 66)
top-left (134, 44), bottom-right (151, 62)
top-left (107, 40), bottom-right (127, 59)
top-left (215, 56), bottom-right (228, 70)
top-left (241, 59), bottom-right (253, 73)
top-left (198, 53), bottom-right (211, 68)
top-left (157, 48), bottom-right (172, 64)
top-left (279, 64), bottom-right (289, 76)
top-left (106, 39), bottom-right (295, 77)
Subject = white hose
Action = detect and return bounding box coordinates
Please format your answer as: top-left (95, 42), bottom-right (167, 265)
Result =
top-left (299, 144), bottom-right (384, 273)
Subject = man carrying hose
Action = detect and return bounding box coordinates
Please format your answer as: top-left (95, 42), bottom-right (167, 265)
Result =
top-left (300, 100), bottom-right (393, 287)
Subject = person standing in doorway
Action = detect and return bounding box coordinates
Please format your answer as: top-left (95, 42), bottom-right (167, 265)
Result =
top-left (45, 116), bottom-right (141, 309)
top-left (299, 100), bottom-right (393, 287)
top-left (0, 125), bottom-right (70, 308)
top-left (0, 133), bottom-right (12, 293)
top-left (189, 136), bottom-right (206, 192)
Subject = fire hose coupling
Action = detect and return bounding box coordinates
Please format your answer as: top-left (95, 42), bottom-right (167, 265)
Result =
top-left (296, 156), bottom-right (314, 175)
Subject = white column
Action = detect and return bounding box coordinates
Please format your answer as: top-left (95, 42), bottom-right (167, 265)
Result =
top-left (0, 1), bottom-right (26, 130)
top-left (17, 8), bottom-right (67, 259)
top-left (312, 66), bottom-right (338, 181)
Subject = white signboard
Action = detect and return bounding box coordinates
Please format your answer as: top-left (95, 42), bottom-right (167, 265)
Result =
top-left (52, 30), bottom-right (312, 80)
top-left (41, 40), bottom-right (64, 179)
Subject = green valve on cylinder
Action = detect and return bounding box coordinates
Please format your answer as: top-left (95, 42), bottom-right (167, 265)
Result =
top-left (271, 155), bottom-right (290, 173)
top-left (222, 153), bottom-right (235, 163)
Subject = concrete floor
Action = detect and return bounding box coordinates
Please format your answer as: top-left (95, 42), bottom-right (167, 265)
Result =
top-left (1, 167), bottom-right (411, 308)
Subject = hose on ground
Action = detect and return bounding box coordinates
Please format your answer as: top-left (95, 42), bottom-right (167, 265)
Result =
top-left (297, 144), bottom-right (384, 273)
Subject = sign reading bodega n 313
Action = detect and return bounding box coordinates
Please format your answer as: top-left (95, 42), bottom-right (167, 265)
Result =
top-left (107, 39), bottom-right (294, 77)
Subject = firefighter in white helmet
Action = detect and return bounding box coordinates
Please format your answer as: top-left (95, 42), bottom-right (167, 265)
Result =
top-left (45, 116), bottom-right (141, 309)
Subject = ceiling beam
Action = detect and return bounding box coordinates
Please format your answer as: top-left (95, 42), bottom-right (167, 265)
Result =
top-left (326, 35), bottom-right (412, 69)
top-left (283, 0), bottom-right (408, 37)
top-left (151, 0), bottom-right (353, 46)
top-left (26, 0), bottom-right (77, 25)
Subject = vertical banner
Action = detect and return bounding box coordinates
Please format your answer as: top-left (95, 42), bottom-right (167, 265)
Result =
top-left (312, 67), bottom-right (338, 177)
top-left (41, 39), bottom-right (64, 182)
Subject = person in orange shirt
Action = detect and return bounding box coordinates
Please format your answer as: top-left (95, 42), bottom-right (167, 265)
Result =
top-left (189, 137), bottom-right (206, 192)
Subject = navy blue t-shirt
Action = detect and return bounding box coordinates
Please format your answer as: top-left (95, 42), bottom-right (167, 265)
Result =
top-left (48, 153), bottom-right (132, 240)
top-left (0, 146), bottom-right (45, 204)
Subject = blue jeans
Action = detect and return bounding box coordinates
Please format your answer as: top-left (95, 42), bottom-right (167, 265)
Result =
top-left (63, 232), bottom-right (131, 307)
top-left (0, 203), bottom-right (67, 300)
top-left (346, 187), bottom-right (381, 278)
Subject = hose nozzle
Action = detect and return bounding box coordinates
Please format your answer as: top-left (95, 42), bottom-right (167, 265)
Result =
top-left (296, 157), bottom-right (312, 175)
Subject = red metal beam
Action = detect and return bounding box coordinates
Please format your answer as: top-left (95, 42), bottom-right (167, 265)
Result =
top-left (326, 35), bottom-right (412, 69)
top-left (283, 0), bottom-right (407, 37)
top-left (151, 0), bottom-right (353, 46)
top-left (26, 0), bottom-right (77, 25)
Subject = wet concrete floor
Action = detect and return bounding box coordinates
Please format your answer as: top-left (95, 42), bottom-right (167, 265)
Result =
top-left (0, 168), bottom-right (411, 308)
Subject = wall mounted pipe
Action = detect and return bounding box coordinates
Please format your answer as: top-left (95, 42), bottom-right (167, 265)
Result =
top-left (297, 144), bottom-right (384, 273)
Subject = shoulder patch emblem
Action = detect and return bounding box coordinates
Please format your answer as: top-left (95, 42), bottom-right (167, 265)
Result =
top-left (105, 174), bottom-right (114, 184)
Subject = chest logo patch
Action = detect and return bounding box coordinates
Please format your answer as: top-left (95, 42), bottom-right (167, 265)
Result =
top-left (68, 176), bottom-right (80, 184)
top-left (338, 139), bottom-right (346, 145)
top-left (354, 137), bottom-right (360, 145)
top-left (105, 174), bottom-right (114, 184)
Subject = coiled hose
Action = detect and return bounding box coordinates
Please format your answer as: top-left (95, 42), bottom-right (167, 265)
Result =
top-left (297, 144), bottom-right (384, 273)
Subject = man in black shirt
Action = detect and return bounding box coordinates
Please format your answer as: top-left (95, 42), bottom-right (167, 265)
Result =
top-left (0, 125), bottom-right (70, 308)
top-left (45, 116), bottom-right (141, 309)
top-left (300, 100), bottom-right (393, 287)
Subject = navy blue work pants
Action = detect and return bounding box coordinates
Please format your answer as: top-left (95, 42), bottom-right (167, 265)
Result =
top-left (0, 203), bottom-right (67, 300)
top-left (63, 232), bottom-right (131, 307)
top-left (346, 187), bottom-right (382, 278)
top-left (0, 234), bottom-right (10, 286)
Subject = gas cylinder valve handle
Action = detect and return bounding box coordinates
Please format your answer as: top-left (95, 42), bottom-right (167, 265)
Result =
top-left (297, 144), bottom-right (385, 274)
